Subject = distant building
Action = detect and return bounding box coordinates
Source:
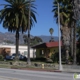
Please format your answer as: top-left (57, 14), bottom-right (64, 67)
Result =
top-left (0, 44), bottom-right (36, 58)
top-left (32, 41), bottom-right (62, 58)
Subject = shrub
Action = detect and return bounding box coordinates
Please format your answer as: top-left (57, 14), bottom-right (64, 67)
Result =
top-left (46, 58), bottom-right (53, 63)
top-left (34, 57), bottom-right (47, 62)
top-left (51, 52), bottom-right (59, 63)
top-left (0, 55), bottom-right (4, 61)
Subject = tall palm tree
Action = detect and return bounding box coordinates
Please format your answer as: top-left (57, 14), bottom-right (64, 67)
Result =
top-left (52, 0), bottom-right (73, 63)
top-left (76, 21), bottom-right (80, 63)
top-left (49, 28), bottom-right (54, 41)
top-left (70, 24), bottom-right (73, 57)
top-left (0, 0), bottom-right (37, 61)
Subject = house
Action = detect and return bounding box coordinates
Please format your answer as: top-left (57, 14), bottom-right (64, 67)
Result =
top-left (31, 41), bottom-right (62, 58)
top-left (0, 44), bottom-right (35, 58)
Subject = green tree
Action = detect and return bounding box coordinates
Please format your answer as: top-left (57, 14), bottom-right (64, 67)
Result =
top-left (30, 36), bottom-right (43, 46)
top-left (23, 34), bottom-right (28, 44)
top-left (52, 0), bottom-right (73, 63)
top-left (0, 0), bottom-right (37, 61)
top-left (49, 28), bottom-right (54, 42)
top-left (23, 35), bottom-right (43, 46)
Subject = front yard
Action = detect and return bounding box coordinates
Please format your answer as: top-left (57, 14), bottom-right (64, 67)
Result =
top-left (0, 60), bottom-right (58, 70)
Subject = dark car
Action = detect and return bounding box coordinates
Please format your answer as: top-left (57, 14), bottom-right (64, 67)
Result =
top-left (5, 55), bottom-right (14, 60)
top-left (12, 53), bottom-right (27, 60)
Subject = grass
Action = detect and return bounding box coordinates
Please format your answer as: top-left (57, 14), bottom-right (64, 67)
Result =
top-left (0, 64), bottom-right (11, 68)
top-left (0, 60), bottom-right (58, 71)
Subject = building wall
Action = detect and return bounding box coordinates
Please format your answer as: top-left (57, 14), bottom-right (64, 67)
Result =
top-left (36, 47), bottom-right (58, 58)
top-left (49, 47), bottom-right (59, 57)
top-left (0, 44), bottom-right (35, 58)
top-left (0, 48), bottom-right (11, 57)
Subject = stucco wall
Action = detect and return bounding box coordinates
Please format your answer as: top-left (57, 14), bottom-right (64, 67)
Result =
top-left (36, 47), bottom-right (58, 58)
top-left (0, 44), bottom-right (35, 58)
top-left (49, 47), bottom-right (58, 57)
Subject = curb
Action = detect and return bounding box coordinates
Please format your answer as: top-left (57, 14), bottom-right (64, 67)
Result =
top-left (12, 68), bottom-right (62, 72)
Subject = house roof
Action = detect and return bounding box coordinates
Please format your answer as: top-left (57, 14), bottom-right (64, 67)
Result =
top-left (31, 41), bottom-right (62, 48)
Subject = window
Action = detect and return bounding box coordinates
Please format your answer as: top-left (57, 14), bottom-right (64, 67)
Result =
top-left (40, 49), bottom-right (44, 55)
top-left (42, 50), bottom-right (44, 54)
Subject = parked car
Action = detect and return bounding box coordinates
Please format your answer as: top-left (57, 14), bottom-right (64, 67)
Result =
top-left (5, 55), bottom-right (14, 60)
top-left (12, 53), bottom-right (27, 61)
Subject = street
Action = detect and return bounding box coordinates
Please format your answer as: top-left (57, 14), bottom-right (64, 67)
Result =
top-left (0, 68), bottom-right (74, 80)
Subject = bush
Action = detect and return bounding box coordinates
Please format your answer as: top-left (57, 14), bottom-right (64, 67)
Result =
top-left (34, 57), bottom-right (47, 62)
top-left (0, 55), bottom-right (4, 61)
top-left (51, 52), bottom-right (59, 63)
top-left (46, 58), bottom-right (53, 63)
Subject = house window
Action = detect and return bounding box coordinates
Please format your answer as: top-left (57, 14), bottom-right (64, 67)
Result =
top-left (42, 50), bottom-right (44, 54)
top-left (40, 49), bottom-right (44, 55)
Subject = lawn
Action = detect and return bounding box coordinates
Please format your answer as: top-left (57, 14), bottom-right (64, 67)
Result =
top-left (0, 60), bottom-right (58, 71)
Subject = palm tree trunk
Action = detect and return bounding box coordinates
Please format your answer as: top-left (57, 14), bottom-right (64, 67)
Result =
top-left (15, 29), bottom-right (19, 61)
top-left (61, 26), bottom-right (70, 64)
top-left (27, 0), bottom-right (31, 65)
top-left (73, 24), bottom-right (76, 65)
top-left (65, 49), bottom-right (69, 64)
top-left (27, 32), bottom-right (31, 65)
top-left (70, 27), bottom-right (73, 57)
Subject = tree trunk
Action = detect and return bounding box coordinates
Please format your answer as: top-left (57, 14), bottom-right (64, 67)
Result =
top-left (66, 49), bottom-right (69, 64)
top-left (15, 29), bottom-right (19, 61)
top-left (70, 27), bottom-right (73, 57)
top-left (27, 0), bottom-right (31, 65)
top-left (27, 32), bottom-right (31, 65)
top-left (61, 26), bottom-right (70, 64)
top-left (73, 24), bottom-right (76, 65)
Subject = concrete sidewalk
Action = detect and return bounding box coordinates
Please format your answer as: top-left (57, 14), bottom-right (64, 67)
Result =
top-left (0, 76), bottom-right (27, 80)
top-left (63, 69), bottom-right (80, 73)
top-left (0, 76), bottom-right (19, 80)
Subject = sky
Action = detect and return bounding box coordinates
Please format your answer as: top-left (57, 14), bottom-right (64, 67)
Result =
top-left (0, 0), bottom-right (58, 36)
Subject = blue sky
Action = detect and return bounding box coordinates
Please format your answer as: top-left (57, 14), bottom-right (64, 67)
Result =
top-left (0, 0), bottom-right (58, 36)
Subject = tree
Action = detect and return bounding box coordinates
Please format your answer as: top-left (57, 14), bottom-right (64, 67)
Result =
top-left (23, 34), bottom-right (43, 46)
top-left (49, 28), bottom-right (54, 42)
top-left (0, 0), bottom-right (37, 61)
top-left (23, 34), bottom-right (28, 44)
top-left (30, 36), bottom-right (43, 46)
top-left (52, 0), bottom-right (73, 63)
top-left (76, 20), bottom-right (80, 64)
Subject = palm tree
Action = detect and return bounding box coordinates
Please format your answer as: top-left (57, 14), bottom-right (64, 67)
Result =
top-left (70, 23), bottom-right (73, 58)
top-left (76, 21), bottom-right (80, 63)
top-left (52, 0), bottom-right (73, 63)
top-left (49, 28), bottom-right (54, 41)
top-left (0, 0), bottom-right (37, 61)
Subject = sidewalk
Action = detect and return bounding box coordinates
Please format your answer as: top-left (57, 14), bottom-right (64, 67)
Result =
top-left (0, 76), bottom-right (19, 80)
top-left (63, 69), bottom-right (80, 73)
top-left (17, 67), bottom-right (80, 73)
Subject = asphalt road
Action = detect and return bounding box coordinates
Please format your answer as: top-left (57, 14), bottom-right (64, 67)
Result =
top-left (0, 68), bottom-right (74, 80)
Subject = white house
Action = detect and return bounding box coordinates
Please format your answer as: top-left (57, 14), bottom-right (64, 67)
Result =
top-left (0, 44), bottom-right (36, 58)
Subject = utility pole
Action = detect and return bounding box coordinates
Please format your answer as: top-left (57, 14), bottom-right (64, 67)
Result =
top-left (58, 3), bottom-right (63, 71)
